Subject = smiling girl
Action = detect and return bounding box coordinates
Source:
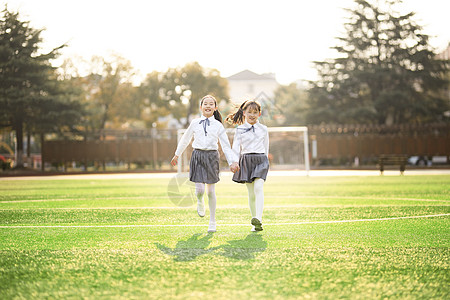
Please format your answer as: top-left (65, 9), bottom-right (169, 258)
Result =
top-left (171, 95), bottom-right (239, 232)
top-left (226, 100), bottom-right (269, 232)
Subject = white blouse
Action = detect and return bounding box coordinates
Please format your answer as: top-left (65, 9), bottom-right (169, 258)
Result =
top-left (174, 116), bottom-right (237, 165)
top-left (232, 121), bottom-right (269, 157)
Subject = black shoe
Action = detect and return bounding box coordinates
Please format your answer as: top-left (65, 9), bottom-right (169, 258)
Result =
top-left (251, 218), bottom-right (263, 231)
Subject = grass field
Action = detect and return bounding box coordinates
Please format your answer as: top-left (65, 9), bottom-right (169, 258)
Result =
top-left (0, 173), bottom-right (449, 299)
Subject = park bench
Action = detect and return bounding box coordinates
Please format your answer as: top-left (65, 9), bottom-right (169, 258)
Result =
top-left (378, 155), bottom-right (408, 175)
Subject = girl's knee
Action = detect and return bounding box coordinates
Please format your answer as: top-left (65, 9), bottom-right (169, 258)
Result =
top-left (195, 183), bottom-right (205, 195)
top-left (254, 178), bottom-right (264, 192)
top-left (254, 178), bottom-right (264, 186)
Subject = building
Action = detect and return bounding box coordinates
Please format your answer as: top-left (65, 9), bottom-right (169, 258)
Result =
top-left (226, 70), bottom-right (285, 125)
top-left (227, 70), bottom-right (279, 103)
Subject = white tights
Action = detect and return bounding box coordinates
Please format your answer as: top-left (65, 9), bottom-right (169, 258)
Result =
top-left (195, 183), bottom-right (216, 223)
top-left (245, 178), bottom-right (264, 221)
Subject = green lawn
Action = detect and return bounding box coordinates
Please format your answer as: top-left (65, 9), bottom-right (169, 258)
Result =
top-left (0, 174), bottom-right (449, 299)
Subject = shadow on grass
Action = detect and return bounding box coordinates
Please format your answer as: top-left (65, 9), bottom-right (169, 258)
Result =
top-left (155, 233), bottom-right (215, 262)
top-left (155, 232), bottom-right (267, 262)
top-left (214, 233), bottom-right (267, 260)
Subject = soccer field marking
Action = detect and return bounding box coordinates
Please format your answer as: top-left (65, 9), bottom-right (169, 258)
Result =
top-left (1, 169), bottom-right (450, 181)
top-left (0, 213), bottom-right (448, 229)
top-left (1, 204), bottom-right (450, 211)
top-left (1, 195), bottom-right (448, 204)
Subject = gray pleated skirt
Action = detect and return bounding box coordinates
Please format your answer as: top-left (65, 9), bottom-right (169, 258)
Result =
top-left (189, 149), bottom-right (220, 184)
top-left (233, 153), bottom-right (269, 184)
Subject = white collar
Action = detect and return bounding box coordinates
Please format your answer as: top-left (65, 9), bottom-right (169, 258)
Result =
top-left (200, 115), bottom-right (215, 121)
top-left (244, 120), bottom-right (259, 127)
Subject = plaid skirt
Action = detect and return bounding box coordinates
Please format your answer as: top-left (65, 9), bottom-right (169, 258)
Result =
top-left (189, 149), bottom-right (220, 184)
top-left (232, 153), bottom-right (269, 184)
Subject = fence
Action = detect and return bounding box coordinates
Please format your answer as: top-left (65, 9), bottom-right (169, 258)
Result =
top-left (41, 124), bottom-right (450, 170)
top-left (309, 123), bottom-right (450, 165)
top-left (41, 129), bottom-right (178, 171)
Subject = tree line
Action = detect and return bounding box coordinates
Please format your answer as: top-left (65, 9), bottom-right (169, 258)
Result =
top-left (1, 1), bottom-right (449, 168)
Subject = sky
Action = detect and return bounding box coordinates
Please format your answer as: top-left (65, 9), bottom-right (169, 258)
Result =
top-left (3, 0), bottom-right (450, 85)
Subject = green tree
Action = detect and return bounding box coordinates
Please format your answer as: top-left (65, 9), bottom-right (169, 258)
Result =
top-left (179, 62), bottom-right (229, 127)
top-left (139, 62), bottom-right (229, 128)
top-left (273, 83), bottom-right (309, 126)
top-left (0, 7), bottom-right (83, 167)
top-left (82, 55), bottom-right (136, 133)
top-left (307, 0), bottom-right (449, 125)
top-left (139, 70), bottom-right (174, 128)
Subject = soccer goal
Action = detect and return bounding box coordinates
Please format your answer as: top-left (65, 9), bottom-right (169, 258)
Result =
top-left (177, 126), bottom-right (310, 175)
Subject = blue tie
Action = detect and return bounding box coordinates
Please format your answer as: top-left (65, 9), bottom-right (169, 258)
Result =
top-left (244, 125), bottom-right (255, 133)
top-left (199, 118), bottom-right (210, 136)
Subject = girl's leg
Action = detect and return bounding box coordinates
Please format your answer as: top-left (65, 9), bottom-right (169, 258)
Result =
top-left (245, 182), bottom-right (256, 218)
top-left (195, 182), bottom-right (205, 217)
top-left (206, 183), bottom-right (217, 232)
top-left (206, 184), bottom-right (216, 223)
top-left (249, 178), bottom-right (264, 231)
top-left (254, 178), bottom-right (265, 222)
top-left (246, 182), bottom-right (258, 231)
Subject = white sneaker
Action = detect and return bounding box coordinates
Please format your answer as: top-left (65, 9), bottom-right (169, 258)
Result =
top-left (197, 201), bottom-right (205, 217)
top-left (251, 225), bottom-right (256, 232)
top-left (208, 222), bottom-right (216, 233)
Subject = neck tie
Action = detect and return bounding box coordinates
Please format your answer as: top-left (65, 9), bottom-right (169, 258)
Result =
top-left (244, 125), bottom-right (255, 133)
top-left (199, 118), bottom-right (210, 136)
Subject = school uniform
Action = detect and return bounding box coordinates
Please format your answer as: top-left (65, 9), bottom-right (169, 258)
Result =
top-left (232, 121), bottom-right (269, 183)
top-left (175, 116), bottom-right (236, 184)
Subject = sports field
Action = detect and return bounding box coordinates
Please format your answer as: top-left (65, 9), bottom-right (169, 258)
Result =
top-left (0, 172), bottom-right (449, 299)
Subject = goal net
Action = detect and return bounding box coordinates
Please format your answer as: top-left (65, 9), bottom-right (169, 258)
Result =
top-left (176, 126), bottom-right (310, 175)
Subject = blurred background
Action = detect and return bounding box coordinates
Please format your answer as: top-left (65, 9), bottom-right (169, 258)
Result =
top-left (0, 0), bottom-right (449, 173)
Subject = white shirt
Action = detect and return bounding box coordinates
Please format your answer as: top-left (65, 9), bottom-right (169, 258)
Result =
top-left (175, 116), bottom-right (237, 165)
top-left (232, 121), bottom-right (269, 157)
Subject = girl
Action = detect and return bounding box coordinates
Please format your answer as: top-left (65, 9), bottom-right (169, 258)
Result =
top-left (171, 95), bottom-right (239, 233)
top-left (227, 100), bottom-right (269, 232)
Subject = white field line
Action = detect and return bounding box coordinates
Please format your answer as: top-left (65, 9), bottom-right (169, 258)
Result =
top-left (0, 213), bottom-right (448, 229)
top-left (1, 204), bottom-right (450, 211)
top-left (2, 169), bottom-right (450, 181)
top-left (1, 195), bottom-right (448, 204)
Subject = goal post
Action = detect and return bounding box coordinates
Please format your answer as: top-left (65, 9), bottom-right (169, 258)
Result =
top-left (177, 126), bottom-right (310, 175)
top-left (268, 126), bottom-right (310, 174)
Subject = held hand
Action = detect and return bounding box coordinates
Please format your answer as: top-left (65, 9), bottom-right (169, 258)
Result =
top-left (171, 155), bottom-right (178, 166)
top-left (230, 162), bottom-right (239, 173)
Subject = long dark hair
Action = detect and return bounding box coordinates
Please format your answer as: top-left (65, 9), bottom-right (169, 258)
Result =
top-left (200, 95), bottom-right (222, 123)
top-left (226, 100), bottom-right (261, 125)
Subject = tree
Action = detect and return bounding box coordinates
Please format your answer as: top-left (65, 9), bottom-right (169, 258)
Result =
top-left (138, 70), bottom-right (174, 128)
top-left (307, 0), bottom-right (449, 125)
top-left (273, 83), bottom-right (309, 126)
top-left (178, 62), bottom-right (229, 127)
top-left (81, 55), bottom-right (136, 133)
top-left (139, 62), bottom-right (229, 128)
top-left (0, 7), bottom-right (83, 167)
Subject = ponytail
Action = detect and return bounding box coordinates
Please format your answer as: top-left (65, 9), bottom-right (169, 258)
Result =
top-left (213, 110), bottom-right (223, 123)
top-left (201, 95), bottom-right (223, 123)
top-left (226, 101), bottom-right (247, 125)
top-left (226, 100), bottom-right (262, 125)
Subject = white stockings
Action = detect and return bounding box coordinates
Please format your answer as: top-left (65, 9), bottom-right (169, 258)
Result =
top-left (195, 183), bottom-right (216, 223)
top-left (245, 178), bottom-right (264, 221)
